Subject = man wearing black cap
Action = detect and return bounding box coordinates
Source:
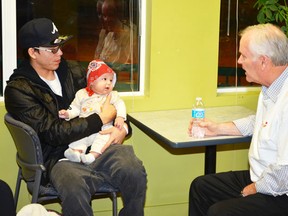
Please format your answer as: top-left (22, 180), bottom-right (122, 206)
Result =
top-left (4, 18), bottom-right (147, 216)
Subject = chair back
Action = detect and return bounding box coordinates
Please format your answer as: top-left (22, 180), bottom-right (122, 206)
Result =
top-left (4, 113), bottom-right (44, 181)
top-left (4, 113), bottom-right (119, 215)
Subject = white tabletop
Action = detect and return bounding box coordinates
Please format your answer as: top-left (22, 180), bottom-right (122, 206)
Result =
top-left (128, 106), bottom-right (255, 148)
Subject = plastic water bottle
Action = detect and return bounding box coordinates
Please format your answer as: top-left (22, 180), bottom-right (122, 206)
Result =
top-left (191, 97), bottom-right (205, 138)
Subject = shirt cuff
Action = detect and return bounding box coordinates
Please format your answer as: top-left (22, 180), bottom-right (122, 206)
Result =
top-left (123, 124), bottom-right (129, 134)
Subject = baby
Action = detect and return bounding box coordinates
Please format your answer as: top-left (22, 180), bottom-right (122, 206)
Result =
top-left (59, 59), bottom-right (126, 164)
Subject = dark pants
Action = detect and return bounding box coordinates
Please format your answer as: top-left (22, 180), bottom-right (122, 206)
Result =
top-left (189, 170), bottom-right (288, 216)
top-left (51, 145), bottom-right (147, 216)
top-left (0, 179), bottom-right (16, 216)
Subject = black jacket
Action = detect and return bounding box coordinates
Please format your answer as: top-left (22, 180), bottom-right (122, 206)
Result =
top-left (5, 59), bottom-right (106, 183)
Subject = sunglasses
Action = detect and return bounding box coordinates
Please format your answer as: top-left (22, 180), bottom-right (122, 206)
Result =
top-left (33, 46), bottom-right (62, 54)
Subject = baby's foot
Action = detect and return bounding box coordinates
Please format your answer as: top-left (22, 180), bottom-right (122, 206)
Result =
top-left (80, 153), bottom-right (96, 165)
top-left (64, 148), bottom-right (81, 162)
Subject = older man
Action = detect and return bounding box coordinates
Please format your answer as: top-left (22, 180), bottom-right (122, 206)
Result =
top-left (189, 23), bottom-right (288, 216)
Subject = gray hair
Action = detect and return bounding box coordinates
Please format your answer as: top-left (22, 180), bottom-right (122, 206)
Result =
top-left (240, 23), bottom-right (288, 66)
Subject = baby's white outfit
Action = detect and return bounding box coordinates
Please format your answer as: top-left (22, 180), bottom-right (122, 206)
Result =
top-left (64, 89), bottom-right (126, 164)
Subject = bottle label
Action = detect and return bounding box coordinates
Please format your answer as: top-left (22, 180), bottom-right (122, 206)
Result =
top-left (192, 108), bottom-right (205, 119)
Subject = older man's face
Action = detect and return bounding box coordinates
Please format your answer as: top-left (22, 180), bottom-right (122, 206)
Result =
top-left (238, 36), bottom-right (263, 85)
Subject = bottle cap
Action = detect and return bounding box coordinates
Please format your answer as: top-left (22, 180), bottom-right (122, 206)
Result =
top-left (196, 97), bottom-right (202, 101)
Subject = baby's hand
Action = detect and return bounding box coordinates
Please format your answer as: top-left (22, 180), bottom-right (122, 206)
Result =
top-left (114, 117), bottom-right (125, 129)
top-left (59, 109), bottom-right (69, 119)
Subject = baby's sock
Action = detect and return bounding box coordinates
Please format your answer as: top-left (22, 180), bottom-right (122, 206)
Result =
top-left (64, 148), bottom-right (81, 162)
top-left (80, 153), bottom-right (96, 165)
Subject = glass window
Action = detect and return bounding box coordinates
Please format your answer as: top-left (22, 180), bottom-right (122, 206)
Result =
top-left (15, 0), bottom-right (143, 94)
top-left (217, 0), bottom-right (260, 89)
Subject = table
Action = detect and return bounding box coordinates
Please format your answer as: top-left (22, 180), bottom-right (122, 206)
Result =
top-left (128, 106), bottom-right (255, 174)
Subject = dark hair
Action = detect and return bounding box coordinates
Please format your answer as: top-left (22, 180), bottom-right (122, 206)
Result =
top-left (22, 48), bottom-right (39, 60)
top-left (22, 48), bottom-right (30, 60)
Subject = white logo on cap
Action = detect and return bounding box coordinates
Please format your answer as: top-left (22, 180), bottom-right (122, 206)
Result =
top-left (51, 22), bottom-right (58, 34)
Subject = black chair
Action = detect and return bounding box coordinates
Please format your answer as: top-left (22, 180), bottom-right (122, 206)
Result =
top-left (4, 113), bottom-right (119, 216)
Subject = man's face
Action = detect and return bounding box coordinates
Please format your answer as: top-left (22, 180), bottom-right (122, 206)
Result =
top-left (238, 36), bottom-right (263, 85)
top-left (102, 0), bottom-right (117, 30)
top-left (32, 46), bottom-right (63, 71)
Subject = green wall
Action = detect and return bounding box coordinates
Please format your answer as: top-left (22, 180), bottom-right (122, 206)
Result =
top-left (0, 0), bottom-right (259, 215)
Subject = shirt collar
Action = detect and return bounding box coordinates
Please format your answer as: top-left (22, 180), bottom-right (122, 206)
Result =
top-left (262, 67), bottom-right (288, 103)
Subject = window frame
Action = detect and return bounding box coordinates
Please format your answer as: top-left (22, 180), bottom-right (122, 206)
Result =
top-left (1, 0), bottom-right (146, 101)
top-left (1, 1), bottom-right (17, 101)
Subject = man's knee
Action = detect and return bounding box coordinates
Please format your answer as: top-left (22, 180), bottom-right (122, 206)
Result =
top-left (121, 161), bottom-right (147, 187)
top-left (190, 175), bottom-right (206, 196)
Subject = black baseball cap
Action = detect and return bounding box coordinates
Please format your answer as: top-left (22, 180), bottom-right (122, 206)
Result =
top-left (18, 18), bottom-right (72, 49)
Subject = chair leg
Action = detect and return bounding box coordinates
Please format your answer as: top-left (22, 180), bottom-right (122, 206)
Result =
top-left (14, 169), bottom-right (22, 208)
top-left (31, 170), bottom-right (42, 203)
top-left (111, 192), bottom-right (117, 216)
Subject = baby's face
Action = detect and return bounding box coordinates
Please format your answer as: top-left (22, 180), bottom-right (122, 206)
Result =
top-left (90, 73), bottom-right (114, 95)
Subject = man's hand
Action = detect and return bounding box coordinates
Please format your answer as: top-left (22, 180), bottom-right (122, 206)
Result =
top-left (188, 118), bottom-right (242, 137)
top-left (188, 118), bottom-right (219, 136)
top-left (241, 183), bottom-right (257, 197)
top-left (99, 124), bottom-right (127, 153)
top-left (114, 116), bottom-right (125, 129)
top-left (99, 94), bottom-right (116, 124)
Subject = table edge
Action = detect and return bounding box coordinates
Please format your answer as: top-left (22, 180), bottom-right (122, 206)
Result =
top-left (128, 114), bottom-right (252, 149)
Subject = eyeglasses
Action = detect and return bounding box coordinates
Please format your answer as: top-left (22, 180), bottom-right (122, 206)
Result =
top-left (33, 46), bottom-right (62, 54)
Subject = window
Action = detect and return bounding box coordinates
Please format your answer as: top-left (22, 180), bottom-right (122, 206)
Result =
top-left (1, 0), bottom-right (146, 100)
top-left (217, 0), bottom-right (260, 91)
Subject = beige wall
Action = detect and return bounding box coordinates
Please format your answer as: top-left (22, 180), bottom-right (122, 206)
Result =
top-left (0, 0), bottom-right (259, 215)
